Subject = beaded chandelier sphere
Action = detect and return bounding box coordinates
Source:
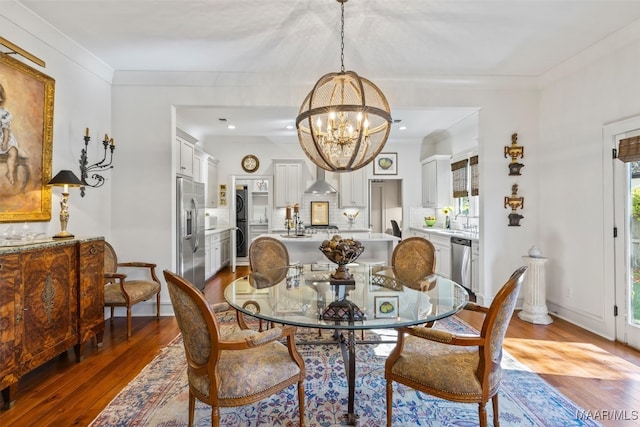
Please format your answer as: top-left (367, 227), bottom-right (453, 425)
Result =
top-left (296, 0), bottom-right (392, 172)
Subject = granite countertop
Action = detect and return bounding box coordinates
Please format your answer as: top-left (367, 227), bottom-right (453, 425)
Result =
top-left (260, 232), bottom-right (400, 242)
top-left (409, 226), bottom-right (479, 242)
top-left (205, 225), bottom-right (234, 236)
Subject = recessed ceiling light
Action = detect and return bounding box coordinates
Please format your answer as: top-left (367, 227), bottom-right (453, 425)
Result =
top-left (399, 126), bottom-right (407, 130)
top-left (286, 125), bottom-right (294, 130)
top-left (227, 125), bottom-right (235, 130)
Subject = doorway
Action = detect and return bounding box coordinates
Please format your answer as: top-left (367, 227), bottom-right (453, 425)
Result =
top-left (608, 117), bottom-right (640, 349)
top-left (369, 179), bottom-right (402, 235)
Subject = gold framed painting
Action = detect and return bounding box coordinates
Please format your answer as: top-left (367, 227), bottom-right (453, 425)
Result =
top-left (311, 201), bottom-right (329, 226)
top-left (0, 52), bottom-right (54, 222)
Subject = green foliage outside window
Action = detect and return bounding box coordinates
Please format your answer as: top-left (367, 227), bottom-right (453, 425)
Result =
top-left (632, 187), bottom-right (640, 221)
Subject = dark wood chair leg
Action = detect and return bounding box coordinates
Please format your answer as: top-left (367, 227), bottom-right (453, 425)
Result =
top-left (492, 394), bottom-right (500, 426)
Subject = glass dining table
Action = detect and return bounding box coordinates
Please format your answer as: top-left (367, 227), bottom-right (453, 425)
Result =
top-left (224, 262), bottom-right (469, 425)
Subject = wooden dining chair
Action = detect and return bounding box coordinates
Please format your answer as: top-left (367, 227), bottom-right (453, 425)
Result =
top-left (391, 236), bottom-right (436, 290)
top-left (103, 241), bottom-right (161, 339)
top-left (384, 266), bottom-right (528, 427)
top-left (163, 270), bottom-right (306, 427)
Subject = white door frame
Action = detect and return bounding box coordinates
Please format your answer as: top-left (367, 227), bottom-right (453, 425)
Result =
top-left (604, 115), bottom-right (640, 348)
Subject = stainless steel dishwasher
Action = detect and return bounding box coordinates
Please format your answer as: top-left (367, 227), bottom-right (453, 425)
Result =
top-left (451, 236), bottom-right (472, 291)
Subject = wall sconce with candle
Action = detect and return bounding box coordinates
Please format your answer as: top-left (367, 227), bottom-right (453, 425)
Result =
top-left (79, 128), bottom-right (115, 197)
top-left (47, 170), bottom-right (82, 238)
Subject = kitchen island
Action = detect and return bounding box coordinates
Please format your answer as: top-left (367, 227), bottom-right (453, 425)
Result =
top-left (256, 232), bottom-right (400, 265)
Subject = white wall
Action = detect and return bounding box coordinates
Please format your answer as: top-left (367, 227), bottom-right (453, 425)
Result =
top-left (1, 5), bottom-right (113, 241)
top-left (4, 3), bottom-right (540, 319)
top-left (538, 23), bottom-right (640, 338)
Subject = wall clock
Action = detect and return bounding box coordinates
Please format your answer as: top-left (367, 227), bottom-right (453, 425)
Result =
top-left (241, 154), bottom-right (260, 173)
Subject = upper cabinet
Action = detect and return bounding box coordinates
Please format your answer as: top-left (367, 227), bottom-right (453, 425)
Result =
top-left (339, 168), bottom-right (367, 207)
top-left (274, 160), bottom-right (303, 207)
top-left (176, 136), bottom-right (195, 177)
top-left (207, 158), bottom-right (219, 208)
top-left (176, 128), bottom-right (199, 178)
top-left (421, 155), bottom-right (451, 208)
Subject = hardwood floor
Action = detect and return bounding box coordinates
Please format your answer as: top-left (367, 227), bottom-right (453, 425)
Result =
top-left (2, 265), bottom-right (640, 427)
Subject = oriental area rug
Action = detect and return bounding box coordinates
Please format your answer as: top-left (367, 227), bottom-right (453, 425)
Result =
top-left (90, 315), bottom-right (603, 427)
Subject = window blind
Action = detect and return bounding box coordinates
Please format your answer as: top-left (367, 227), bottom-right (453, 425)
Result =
top-left (618, 136), bottom-right (640, 162)
top-left (451, 159), bottom-right (468, 198)
top-left (470, 155), bottom-right (479, 196)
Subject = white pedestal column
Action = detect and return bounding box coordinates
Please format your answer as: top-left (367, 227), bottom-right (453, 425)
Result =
top-left (518, 256), bottom-right (553, 325)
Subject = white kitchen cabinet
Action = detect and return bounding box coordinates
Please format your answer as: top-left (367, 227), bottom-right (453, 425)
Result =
top-left (220, 230), bottom-right (231, 267)
top-left (471, 241), bottom-right (480, 294)
top-left (339, 168), bottom-right (367, 207)
top-left (207, 229), bottom-right (232, 279)
top-left (193, 150), bottom-right (204, 183)
top-left (204, 234), bottom-right (212, 278)
top-left (176, 135), bottom-right (195, 177)
top-left (429, 233), bottom-right (451, 278)
top-left (207, 158), bottom-right (219, 207)
top-left (421, 155), bottom-right (451, 208)
top-left (274, 160), bottom-right (303, 207)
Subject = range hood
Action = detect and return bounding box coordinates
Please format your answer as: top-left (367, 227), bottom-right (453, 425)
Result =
top-left (304, 167), bottom-right (337, 194)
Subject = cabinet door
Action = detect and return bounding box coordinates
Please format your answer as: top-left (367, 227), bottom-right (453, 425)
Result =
top-left (205, 235), bottom-right (212, 278)
top-left (193, 152), bottom-right (203, 183)
top-left (274, 162), bottom-right (302, 207)
top-left (20, 245), bottom-right (78, 368)
top-left (177, 137), bottom-right (194, 177)
top-left (207, 159), bottom-right (218, 207)
top-left (340, 169), bottom-right (366, 207)
top-left (422, 161), bottom-right (437, 208)
top-left (471, 242), bottom-right (480, 293)
top-left (430, 234), bottom-right (451, 278)
top-left (0, 253), bottom-right (20, 390)
top-left (77, 240), bottom-right (104, 344)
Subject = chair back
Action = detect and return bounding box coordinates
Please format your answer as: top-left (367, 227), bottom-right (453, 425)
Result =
top-left (391, 237), bottom-right (436, 289)
top-left (104, 241), bottom-right (118, 276)
top-left (163, 270), bottom-right (220, 370)
top-left (249, 236), bottom-right (290, 286)
top-left (390, 220), bottom-right (402, 238)
top-left (479, 266), bottom-right (527, 379)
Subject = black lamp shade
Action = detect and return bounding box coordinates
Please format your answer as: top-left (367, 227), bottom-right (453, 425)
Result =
top-left (47, 170), bottom-right (82, 187)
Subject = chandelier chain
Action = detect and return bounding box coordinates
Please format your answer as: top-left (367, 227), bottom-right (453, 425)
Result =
top-left (340, 0), bottom-right (345, 72)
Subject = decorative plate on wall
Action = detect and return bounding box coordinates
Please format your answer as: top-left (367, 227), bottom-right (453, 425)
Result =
top-left (241, 154), bottom-right (259, 173)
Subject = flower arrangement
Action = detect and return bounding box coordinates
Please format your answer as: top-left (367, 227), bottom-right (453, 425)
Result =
top-left (441, 206), bottom-right (454, 216)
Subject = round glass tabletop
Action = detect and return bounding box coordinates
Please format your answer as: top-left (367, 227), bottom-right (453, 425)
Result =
top-left (224, 263), bottom-right (469, 330)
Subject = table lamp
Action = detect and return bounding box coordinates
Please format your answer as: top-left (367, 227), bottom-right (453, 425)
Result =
top-left (47, 170), bottom-right (83, 239)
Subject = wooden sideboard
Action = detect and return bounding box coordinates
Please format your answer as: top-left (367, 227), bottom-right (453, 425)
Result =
top-left (0, 237), bottom-right (104, 409)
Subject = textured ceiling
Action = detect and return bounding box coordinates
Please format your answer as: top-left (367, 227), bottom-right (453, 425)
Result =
top-left (16, 0), bottom-right (640, 142)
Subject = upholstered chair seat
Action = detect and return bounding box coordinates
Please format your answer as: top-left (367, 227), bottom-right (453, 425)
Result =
top-left (385, 266), bottom-right (528, 427)
top-left (103, 241), bottom-right (161, 339)
top-left (164, 270), bottom-right (306, 427)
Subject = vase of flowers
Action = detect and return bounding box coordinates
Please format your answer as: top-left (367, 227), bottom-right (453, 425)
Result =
top-left (442, 206), bottom-right (453, 229)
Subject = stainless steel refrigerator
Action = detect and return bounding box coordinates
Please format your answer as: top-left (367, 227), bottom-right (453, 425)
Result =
top-left (176, 176), bottom-right (206, 291)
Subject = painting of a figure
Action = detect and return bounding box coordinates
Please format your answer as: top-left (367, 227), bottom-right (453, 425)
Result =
top-left (0, 52), bottom-right (54, 222)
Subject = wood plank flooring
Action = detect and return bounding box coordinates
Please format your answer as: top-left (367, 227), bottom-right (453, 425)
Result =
top-left (1, 266), bottom-right (640, 427)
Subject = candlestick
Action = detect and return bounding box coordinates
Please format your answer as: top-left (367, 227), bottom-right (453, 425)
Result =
top-left (286, 206), bottom-right (292, 220)
top-left (293, 203), bottom-right (299, 214)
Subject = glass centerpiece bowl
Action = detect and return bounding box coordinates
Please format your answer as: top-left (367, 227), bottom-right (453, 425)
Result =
top-left (319, 235), bottom-right (364, 282)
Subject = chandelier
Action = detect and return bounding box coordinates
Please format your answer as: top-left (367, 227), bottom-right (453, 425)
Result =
top-left (296, 0), bottom-right (392, 172)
